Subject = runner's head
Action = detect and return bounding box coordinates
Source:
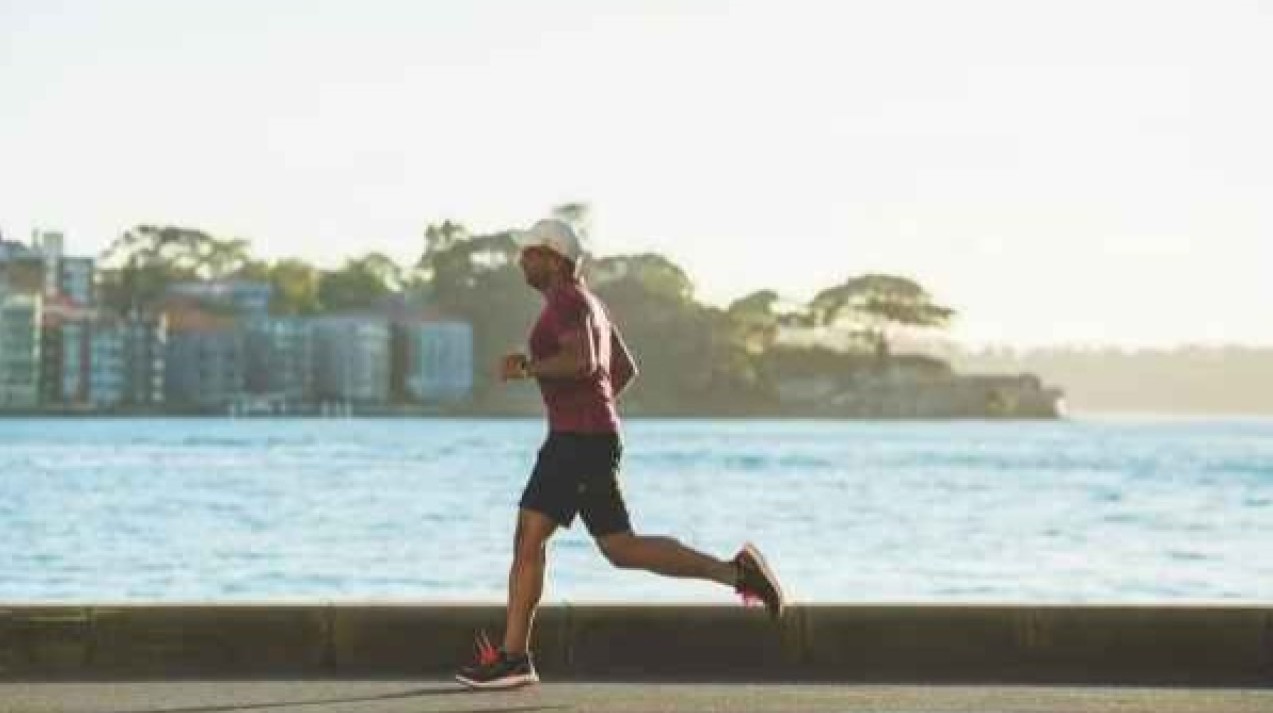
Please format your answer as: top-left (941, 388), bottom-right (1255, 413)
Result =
top-left (513, 218), bottom-right (584, 289)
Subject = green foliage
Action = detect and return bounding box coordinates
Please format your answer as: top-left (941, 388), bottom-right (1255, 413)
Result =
top-left (267, 259), bottom-right (322, 316)
top-left (95, 217), bottom-right (959, 413)
top-left (414, 228), bottom-right (540, 401)
top-left (417, 220), bottom-right (469, 281)
top-left (589, 256), bottom-right (764, 411)
top-left (727, 289), bottom-right (783, 354)
top-left (317, 253), bottom-right (402, 312)
top-left (589, 254), bottom-right (695, 306)
top-left (96, 225), bottom-right (255, 312)
top-left (811, 273), bottom-right (956, 357)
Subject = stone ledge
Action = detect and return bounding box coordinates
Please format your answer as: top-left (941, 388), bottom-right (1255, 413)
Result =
top-left (1, 604), bottom-right (1269, 685)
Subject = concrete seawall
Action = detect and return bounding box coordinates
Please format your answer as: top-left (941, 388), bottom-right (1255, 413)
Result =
top-left (2, 604), bottom-right (1270, 685)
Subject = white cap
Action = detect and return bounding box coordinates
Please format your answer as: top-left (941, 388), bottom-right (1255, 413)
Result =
top-left (513, 218), bottom-right (585, 265)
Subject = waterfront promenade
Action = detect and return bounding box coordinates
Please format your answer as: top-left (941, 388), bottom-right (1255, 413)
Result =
top-left (3, 679), bottom-right (1272, 713)
top-left (3, 603), bottom-right (1270, 711)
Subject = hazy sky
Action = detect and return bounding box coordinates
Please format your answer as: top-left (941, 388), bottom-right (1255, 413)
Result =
top-left (2, 0), bottom-right (1270, 347)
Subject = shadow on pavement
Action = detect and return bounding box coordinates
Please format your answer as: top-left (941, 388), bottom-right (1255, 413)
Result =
top-left (104, 684), bottom-right (567, 713)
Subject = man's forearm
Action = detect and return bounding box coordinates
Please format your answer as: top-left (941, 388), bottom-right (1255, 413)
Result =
top-left (610, 350), bottom-right (637, 396)
top-left (612, 369), bottom-right (636, 397)
top-left (608, 329), bottom-right (638, 397)
top-left (527, 350), bottom-right (593, 379)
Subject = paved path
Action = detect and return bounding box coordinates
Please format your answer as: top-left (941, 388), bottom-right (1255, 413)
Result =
top-left (1, 680), bottom-right (1271, 713)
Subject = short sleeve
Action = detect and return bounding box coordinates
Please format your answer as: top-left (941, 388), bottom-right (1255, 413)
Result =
top-left (547, 289), bottom-right (588, 337)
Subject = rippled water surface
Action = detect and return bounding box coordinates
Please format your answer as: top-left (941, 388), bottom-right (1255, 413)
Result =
top-left (2, 417), bottom-right (1270, 603)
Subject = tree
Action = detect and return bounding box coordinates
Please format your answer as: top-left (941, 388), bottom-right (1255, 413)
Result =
top-left (588, 253), bottom-right (695, 306)
top-left (727, 289), bottom-right (783, 354)
top-left (318, 253), bottom-right (404, 312)
top-left (589, 254), bottom-right (767, 412)
top-left (810, 273), bottom-right (955, 357)
top-left (267, 259), bottom-right (322, 316)
top-left (233, 259), bottom-right (271, 282)
top-left (416, 220), bottom-right (469, 283)
top-left (416, 229), bottom-right (539, 401)
top-left (100, 225), bottom-right (253, 278)
top-left (97, 225), bottom-right (254, 312)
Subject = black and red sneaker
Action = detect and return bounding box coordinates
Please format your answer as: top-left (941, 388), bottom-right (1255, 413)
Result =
top-left (455, 631), bottom-right (539, 690)
top-left (734, 542), bottom-right (786, 621)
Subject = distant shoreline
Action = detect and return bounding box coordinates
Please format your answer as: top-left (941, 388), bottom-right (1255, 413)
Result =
top-left (4, 409), bottom-right (1271, 420)
top-left (0, 411), bottom-right (1061, 420)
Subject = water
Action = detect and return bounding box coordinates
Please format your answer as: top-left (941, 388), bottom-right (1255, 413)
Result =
top-left (1, 417), bottom-right (1271, 604)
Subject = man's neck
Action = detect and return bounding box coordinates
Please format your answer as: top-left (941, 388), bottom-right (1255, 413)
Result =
top-left (538, 273), bottom-right (577, 296)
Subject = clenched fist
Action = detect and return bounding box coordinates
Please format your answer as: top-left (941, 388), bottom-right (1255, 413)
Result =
top-left (499, 352), bottom-right (531, 381)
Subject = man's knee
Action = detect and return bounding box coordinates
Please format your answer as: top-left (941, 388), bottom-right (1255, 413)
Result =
top-left (513, 531), bottom-right (544, 563)
top-left (513, 510), bottom-right (555, 562)
top-left (597, 534), bottom-right (639, 569)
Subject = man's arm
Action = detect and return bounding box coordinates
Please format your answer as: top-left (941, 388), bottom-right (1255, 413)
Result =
top-left (522, 314), bottom-right (599, 380)
top-left (609, 326), bottom-right (638, 397)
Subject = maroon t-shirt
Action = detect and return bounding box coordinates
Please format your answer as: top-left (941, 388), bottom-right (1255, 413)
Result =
top-left (529, 278), bottom-right (620, 434)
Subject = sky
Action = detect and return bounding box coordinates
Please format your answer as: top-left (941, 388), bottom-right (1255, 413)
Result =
top-left (2, 0), bottom-right (1270, 347)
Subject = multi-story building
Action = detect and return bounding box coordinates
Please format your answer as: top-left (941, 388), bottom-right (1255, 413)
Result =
top-left (0, 237), bottom-right (28, 261)
top-left (0, 291), bottom-right (42, 408)
top-left (31, 229), bottom-right (64, 299)
top-left (123, 313), bottom-right (167, 407)
top-left (40, 299), bottom-right (95, 405)
top-left (312, 315), bottom-right (391, 406)
top-left (0, 240), bottom-right (44, 295)
top-left (58, 257), bottom-right (95, 306)
top-left (244, 317), bottom-right (313, 405)
top-left (402, 319), bottom-right (474, 403)
top-left (166, 280), bottom-right (272, 317)
top-left (4, 231), bottom-right (96, 306)
top-left (88, 319), bottom-right (126, 406)
top-left (164, 305), bottom-right (244, 410)
top-left (57, 316), bottom-right (90, 403)
top-left (42, 306), bottom-right (164, 409)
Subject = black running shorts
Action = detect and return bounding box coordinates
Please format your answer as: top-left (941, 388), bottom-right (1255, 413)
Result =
top-left (519, 431), bottom-right (631, 537)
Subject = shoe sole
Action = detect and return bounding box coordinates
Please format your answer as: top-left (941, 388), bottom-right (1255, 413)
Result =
top-left (454, 672), bottom-right (539, 690)
top-left (743, 541), bottom-right (786, 620)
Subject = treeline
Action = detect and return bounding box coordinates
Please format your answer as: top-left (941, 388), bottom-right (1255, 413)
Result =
top-left (98, 208), bottom-right (957, 413)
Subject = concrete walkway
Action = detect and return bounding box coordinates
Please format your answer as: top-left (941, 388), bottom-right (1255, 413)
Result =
top-left (1, 680), bottom-right (1271, 713)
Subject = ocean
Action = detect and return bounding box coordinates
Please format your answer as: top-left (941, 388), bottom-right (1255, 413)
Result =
top-left (2, 416), bottom-right (1270, 604)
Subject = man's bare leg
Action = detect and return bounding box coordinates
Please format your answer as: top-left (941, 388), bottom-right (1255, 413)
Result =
top-left (503, 508), bottom-right (558, 655)
top-left (596, 532), bottom-right (737, 586)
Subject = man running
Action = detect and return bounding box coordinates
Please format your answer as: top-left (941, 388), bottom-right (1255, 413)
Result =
top-left (455, 218), bottom-right (785, 690)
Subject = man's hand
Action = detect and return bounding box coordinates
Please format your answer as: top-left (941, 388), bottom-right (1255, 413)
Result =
top-left (499, 352), bottom-right (531, 382)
